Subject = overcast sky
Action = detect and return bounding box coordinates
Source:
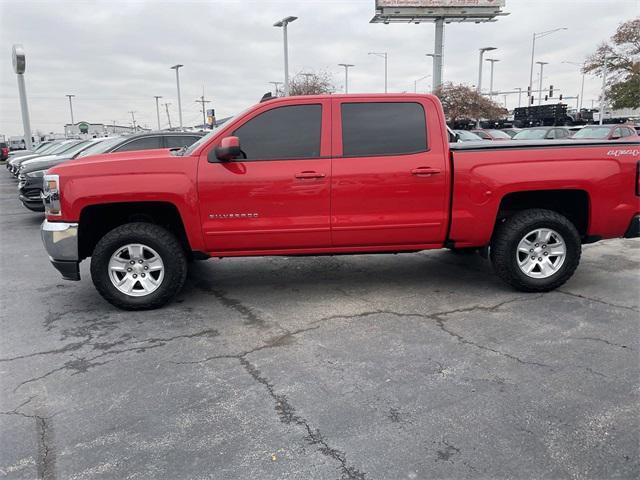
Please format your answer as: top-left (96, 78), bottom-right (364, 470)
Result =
top-left (0, 0), bottom-right (638, 136)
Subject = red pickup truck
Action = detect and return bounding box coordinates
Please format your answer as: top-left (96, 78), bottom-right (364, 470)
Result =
top-left (41, 94), bottom-right (639, 310)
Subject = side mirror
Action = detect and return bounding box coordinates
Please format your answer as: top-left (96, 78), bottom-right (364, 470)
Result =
top-left (212, 136), bottom-right (241, 162)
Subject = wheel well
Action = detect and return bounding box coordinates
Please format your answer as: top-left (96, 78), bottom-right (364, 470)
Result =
top-left (78, 202), bottom-right (190, 260)
top-left (496, 190), bottom-right (589, 237)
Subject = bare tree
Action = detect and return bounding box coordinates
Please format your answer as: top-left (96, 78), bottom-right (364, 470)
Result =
top-left (583, 17), bottom-right (640, 109)
top-left (288, 71), bottom-right (336, 96)
top-left (433, 82), bottom-right (507, 123)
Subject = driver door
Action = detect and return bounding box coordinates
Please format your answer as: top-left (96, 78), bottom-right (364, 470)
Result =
top-left (198, 98), bottom-right (332, 253)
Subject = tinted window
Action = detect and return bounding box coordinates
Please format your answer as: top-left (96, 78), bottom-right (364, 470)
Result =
top-left (233, 104), bottom-right (321, 160)
top-left (341, 102), bottom-right (426, 156)
top-left (165, 135), bottom-right (201, 148)
top-left (114, 136), bottom-right (163, 152)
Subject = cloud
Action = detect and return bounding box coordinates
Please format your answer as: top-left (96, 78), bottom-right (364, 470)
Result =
top-left (0, 0), bottom-right (637, 135)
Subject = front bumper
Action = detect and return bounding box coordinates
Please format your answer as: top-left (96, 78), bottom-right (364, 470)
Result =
top-left (41, 220), bottom-right (80, 280)
top-left (624, 215), bottom-right (640, 238)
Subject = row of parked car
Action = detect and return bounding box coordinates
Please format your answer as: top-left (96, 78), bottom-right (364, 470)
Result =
top-left (4, 132), bottom-right (204, 212)
top-left (454, 124), bottom-right (640, 142)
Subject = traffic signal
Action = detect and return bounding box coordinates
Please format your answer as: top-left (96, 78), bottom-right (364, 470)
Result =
top-left (549, 85), bottom-right (554, 98)
top-left (545, 95), bottom-right (548, 101)
top-left (559, 94), bottom-right (563, 101)
top-left (527, 86), bottom-right (531, 97)
top-left (530, 95), bottom-right (534, 105)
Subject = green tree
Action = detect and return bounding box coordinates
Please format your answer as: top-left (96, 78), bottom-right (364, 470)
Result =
top-left (433, 82), bottom-right (507, 122)
top-left (584, 17), bottom-right (640, 109)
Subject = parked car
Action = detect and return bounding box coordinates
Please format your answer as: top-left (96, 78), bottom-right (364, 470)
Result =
top-left (453, 130), bottom-right (484, 142)
top-left (18, 132), bottom-right (204, 212)
top-left (512, 127), bottom-right (572, 140)
top-left (501, 128), bottom-right (522, 138)
top-left (7, 140), bottom-right (81, 176)
top-left (470, 129), bottom-right (512, 141)
top-left (40, 94), bottom-right (640, 310)
top-left (0, 142), bottom-right (9, 161)
top-left (570, 124), bottom-right (639, 140)
top-left (7, 140), bottom-right (57, 162)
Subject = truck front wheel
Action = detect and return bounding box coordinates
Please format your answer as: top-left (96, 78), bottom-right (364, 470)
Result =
top-left (490, 209), bottom-right (581, 292)
top-left (90, 222), bottom-right (187, 310)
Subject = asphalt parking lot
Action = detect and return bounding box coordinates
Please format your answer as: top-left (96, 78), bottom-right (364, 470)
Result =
top-left (0, 170), bottom-right (638, 480)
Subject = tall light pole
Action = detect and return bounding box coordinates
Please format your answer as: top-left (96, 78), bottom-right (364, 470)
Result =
top-left (425, 53), bottom-right (442, 92)
top-left (163, 103), bottom-right (172, 129)
top-left (170, 64), bottom-right (184, 129)
top-left (338, 64), bottom-right (355, 94)
top-left (599, 56), bottom-right (613, 125)
top-left (562, 61), bottom-right (586, 110)
top-left (12, 45), bottom-right (32, 150)
top-left (476, 47), bottom-right (496, 94)
top-left (536, 61), bottom-right (548, 105)
top-left (485, 58), bottom-right (500, 99)
top-left (65, 94), bottom-right (75, 130)
top-left (153, 96), bottom-right (162, 130)
top-left (129, 111), bottom-right (137, 131)
top-left (413, 74), bottom-right (431, 93)
top-left (274, 16), bottom-right (298, 96)
top-left (528, 28), bottom-right (567, 103)
top-left (368, 52), bottom-right (388, 93)
top-left (515, 87), bottom-right (523, 108)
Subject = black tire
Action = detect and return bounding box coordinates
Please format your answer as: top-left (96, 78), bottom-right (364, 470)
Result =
top-left (490, 209), bottom-right (581, 292)
top-left (90, 222), bottom-right (187, 310)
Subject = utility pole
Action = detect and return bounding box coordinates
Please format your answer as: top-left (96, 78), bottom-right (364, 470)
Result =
top-left (485, 58), bottom-right (500, 99)
top-left (170, 64), bottom-right (184, 129)
top-left (269, 81), bottom-right (283, 96)
top-left (153, 96), bottom-right (162, 130)
top-left (536, 61), bottom-right (548, 105)
top-left (163, 103), bottom-right (172, 129)
top-left (65, 94), bottom-right (75, 133)
top-left (196, 89), bottom-right (211, 129)
top-left (129, 111), bottom-right (137, 131)
top-left (338, 64), bottom-right (355, 94)
top-left (112, 120), bottom-right (117, 134)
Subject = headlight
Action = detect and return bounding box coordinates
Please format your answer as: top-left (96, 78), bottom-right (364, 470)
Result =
top-left (42, 174), bottom-right (62, 216)
top-left (26, 169), bottom-right (45, 178)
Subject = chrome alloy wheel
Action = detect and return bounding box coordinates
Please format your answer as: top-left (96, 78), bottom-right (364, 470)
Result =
top-left (516, 228), bottom-right (566, 279)
top-left (108, 244), bottom-right (165, 297)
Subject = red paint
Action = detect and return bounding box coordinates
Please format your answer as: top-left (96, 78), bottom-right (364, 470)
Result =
top-left (47, 94), bottom-right (640, 257)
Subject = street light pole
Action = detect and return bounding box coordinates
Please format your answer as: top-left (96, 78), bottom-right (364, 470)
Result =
top-left (515, 87), bottom-right (523, 108)
top-left (485, 58), bottom-right (500, 99)
top-left (338, 64), bottom-right (355, 94)
top-left (528, 28), bottom-right (567, 104)
top-left (476, 47), bottom-right (496, 94)
top-left (274, 16), bottom-right (298, 96)
top-left (368, 52), bottom-right (388, 93)
top-left (153, 96), bottom-right (162, 130)
top-left (65, 94), bottom-right (75, 130)
top-left (562, 61), bottom-right (586, 110)
top-left (536, 61), bottom-right (548, 105)
top-left (129, 111), bottom-right (137, 131)
top-left (170, 64), bottom-right (184, 129)
top-left (413, 74), bottom-right (431, 93)
top-left (599, 56), bottom-right (612, 125)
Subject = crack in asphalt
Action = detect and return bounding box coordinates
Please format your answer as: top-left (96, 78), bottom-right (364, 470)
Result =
top-left (238, 357), bottom-right (366, 480)
top-left (569, 336), bottom-right (630, 350)
top-left (557, 290), bottom-right (639, 312)
top-left (11, 329), bottom-right (219, 392)
top-left (1, 400), bottom-right (54, 479)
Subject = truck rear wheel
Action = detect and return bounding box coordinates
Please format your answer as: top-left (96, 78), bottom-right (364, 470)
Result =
top-left (90, 222), bottom-right (187, 310)
top-left (490, 209), bottom-right (581, 292)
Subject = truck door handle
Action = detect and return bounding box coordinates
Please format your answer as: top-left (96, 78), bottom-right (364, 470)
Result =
top-left (295, 171), bottom-right (325, 179)
top-left (411, 167), bottom-right (441, 176)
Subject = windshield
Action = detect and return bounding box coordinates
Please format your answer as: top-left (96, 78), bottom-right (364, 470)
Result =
top-left (35, 142), bottom-right (63, 154)
top-left (57, 140), bottom-right (92, 156)
top-left (487, 130), bottom-right (512, 139)
top-left (513, 129), bottom-right (548, 140)
top-left (455, 130), bottom-right (482, 141)
top-left (47, 141), bottom-right (83, 155)
top-left (35, 142), bottom-right (54, 152)
top-left (571, 127), bottom-right (611, 139)
top-left (75, 137), bottom-right (124, 158)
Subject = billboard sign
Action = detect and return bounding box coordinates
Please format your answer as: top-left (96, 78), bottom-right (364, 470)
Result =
top-left (376, 0), bottom-right (505, 6)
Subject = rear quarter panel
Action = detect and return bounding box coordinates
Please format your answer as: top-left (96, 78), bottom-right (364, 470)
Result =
top-left (449, 144), bottom-right (640, 247)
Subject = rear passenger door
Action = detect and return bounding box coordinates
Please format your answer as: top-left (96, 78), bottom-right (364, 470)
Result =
top-left (330, 98), bottom-right (449, 247)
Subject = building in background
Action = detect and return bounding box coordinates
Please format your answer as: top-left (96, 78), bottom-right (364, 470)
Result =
top-left (64, 121), bottom-right (149, 138)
